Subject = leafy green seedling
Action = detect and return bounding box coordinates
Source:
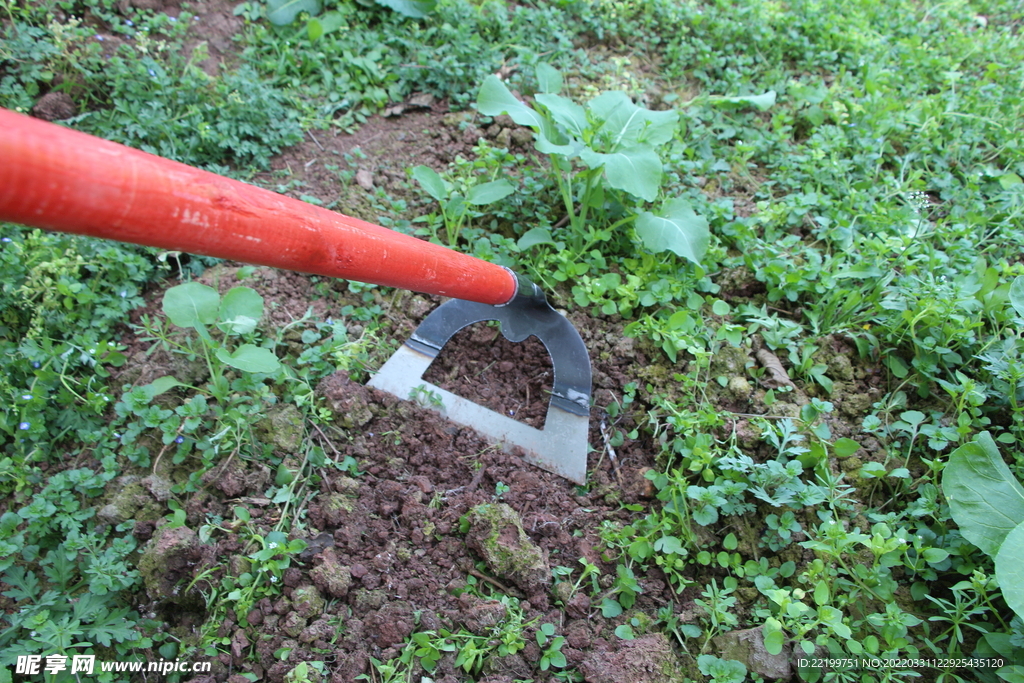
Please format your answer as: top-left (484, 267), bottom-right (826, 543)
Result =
top-left (164, 282), bottom-right (279, 368)
top-left (697, 654), bottom-right (747, 683)
top-left (146, 282), bottom-right (280, 402)
top-left (411, 165), bottom-right (514, 247)
top-left (536, 623), bottom-right (567, 670)
top-left (266, 0), bottom-right (436, 40)
top-left (410, 631), bottom-right (455, 671)
top-left (478, 64), bottom-right (730, 263)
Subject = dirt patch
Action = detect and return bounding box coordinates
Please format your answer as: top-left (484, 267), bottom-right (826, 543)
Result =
top-left (117, 273), bottom-right (686, 682)
top-left (182, 0), bottom-right (244, 76)
top-left (127, 0), bottom-right (243, 76)
top-left (152, 369), bottom-right (673, 682)
top-left (256, 109), bottom-right (486, 213)
top-left (424, 325), bottom-right (554, 429)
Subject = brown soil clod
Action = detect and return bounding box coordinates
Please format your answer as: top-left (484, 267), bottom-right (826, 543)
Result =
top-left (579, 633), bottom-right (686, 683)
top-left (31, 92), bottom-right (77, 121)
top-left (463, 503), bottom-right (550, 597)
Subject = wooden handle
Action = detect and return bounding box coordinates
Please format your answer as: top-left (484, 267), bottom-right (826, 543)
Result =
top-left (0, 108), bottom-right (517, 305)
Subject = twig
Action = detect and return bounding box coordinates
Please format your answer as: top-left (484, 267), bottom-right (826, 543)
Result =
top-left (312, 422), bottom-right (343, 462)
top-left (464, 466), bottom-right (487, 494)
top-left (468, 567), bottom-right (523, 598)
top-left (307, 130), bottom-right (325, 151)
top-left (553, 214), bottom-right (570, 229)
top-left (152, 424), bottom-right (185, 474)
top-left (599, 419), bottom-right (623, 486)
top-left (211, 445), bottom-right (239, 482)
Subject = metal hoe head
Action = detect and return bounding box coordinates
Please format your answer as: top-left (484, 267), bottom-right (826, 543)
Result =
top-left (368, 274), bottom-right (592, 484)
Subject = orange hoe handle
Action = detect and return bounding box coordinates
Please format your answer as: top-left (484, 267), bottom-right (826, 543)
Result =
top-left (0, 108), bottom-right (518, 306)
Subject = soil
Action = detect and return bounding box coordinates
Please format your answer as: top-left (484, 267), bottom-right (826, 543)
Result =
top-left (255, 105), bottom-right (512, 231)
top-left (117, 249), bottom-right (702, 682)
top-left (130, 310), bottom-right (683, 682)
top-left (30, 5), bottom-right (892, 680)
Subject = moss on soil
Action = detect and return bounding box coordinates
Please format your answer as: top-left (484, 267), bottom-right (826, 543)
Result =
top-left (464, 503), bottom-right (549, 595)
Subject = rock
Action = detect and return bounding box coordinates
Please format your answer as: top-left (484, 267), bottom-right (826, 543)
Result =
top-left (138, 524), bottom-right (203, 600)
top-left (457, 595), bottom-right (508, 635)
top-left (317, 492), bottom-right (355, 527)
top-left (827, 351), bottom-right (855, 381)
top-left (291, 585), bottom-right (325, 619)
top-left (463, 503), bottom-right (549, 595)
top-left (565, 592), bottom-right (591, 619)
top-left (713, 626), bottom-right (792, 679)
top-left (31, 92), bottom-right (76, 121)
top-left (256, 403), bottom-right (304, 452)
top-left (355, 169), bottom-right (374, 191)
top-left (711, 344), bottom-right (753, 377)
top-left (298, 617), bottom-right (337, 644)
top-left (316, 372), bottom-right (374, 429)
top-left (727, 375), bottom-right (752, 401)
top-left (365, 600), bottom-right (415, 648)
top-left (510, 128), bottom-right (534, 147)
top-left (309, 547), bottom-right (351, 598)
top-left (142, 474), bottom-right (174, 502)
top-left (281, 612), bottom-right (307, 638)
top-left (97, 480), bottom-right (150, 525)
top-left (579, 633), bottom-right (683, 683)
top-left (230, 628), bottom-right (249, 658)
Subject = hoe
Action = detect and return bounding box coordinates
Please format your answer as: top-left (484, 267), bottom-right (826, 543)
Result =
top-left (0, 108), bottom-right (592, 484)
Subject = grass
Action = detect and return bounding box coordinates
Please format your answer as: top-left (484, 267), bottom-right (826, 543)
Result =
top-left (2, 0), bottom-right (1024, 680)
